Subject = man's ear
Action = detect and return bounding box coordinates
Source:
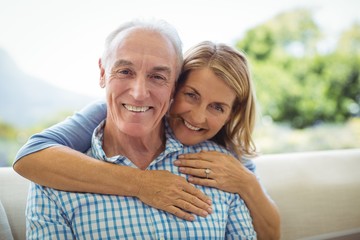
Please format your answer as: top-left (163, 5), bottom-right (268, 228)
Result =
top-left (99, 58), bottom-right (106, 88)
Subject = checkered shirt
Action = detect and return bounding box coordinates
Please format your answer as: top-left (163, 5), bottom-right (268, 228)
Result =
top-left (26, 120), bottom-right (256, 240)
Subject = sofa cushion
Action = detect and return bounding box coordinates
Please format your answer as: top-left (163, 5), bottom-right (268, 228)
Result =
top-left (254, 149), bottom-right (360, 239)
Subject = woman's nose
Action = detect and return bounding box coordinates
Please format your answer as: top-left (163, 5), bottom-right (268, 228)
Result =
top-left (191, 105), bottom-right (207, 124)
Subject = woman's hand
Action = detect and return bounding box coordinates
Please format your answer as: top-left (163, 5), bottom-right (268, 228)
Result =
top-left (174, 151), bottom-right (281, 239)
top-left (136, 170), bottom-right (213, 221)
top-left (174, 151), bottom-right (255, 194)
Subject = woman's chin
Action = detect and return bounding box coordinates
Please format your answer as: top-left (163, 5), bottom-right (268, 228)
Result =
top-left (174, 131), bottom-right (204, 146)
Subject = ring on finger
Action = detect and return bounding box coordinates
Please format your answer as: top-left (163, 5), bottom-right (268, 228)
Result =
top-left (204, 168), bottom-right (211, 179)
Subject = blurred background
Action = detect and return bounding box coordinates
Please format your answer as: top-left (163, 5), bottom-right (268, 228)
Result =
top-left (1, 0), bottom-right (359, 167)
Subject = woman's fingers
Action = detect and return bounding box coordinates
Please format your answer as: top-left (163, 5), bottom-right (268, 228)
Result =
top-left (177, 164), bottom-right (218, 187)
top-left (166, 206), bottom-right (196, 221)
top-left (175, 151), bottom-right (250, 193)
top-left (136, 170), bottom-right (212, 221)
top-left (178, 151), bottom-right (219, 161)
top-left (174, 159), bottom-right (210, 170)
top-left (175, 192), bottom-right (212, 217)
top-left (167, 191), bottom-right (213, 221)
top-left (187, 176), bottom-right (217, 188)
top-left (176, 151), bottom-right (230, 170)
top-left (178, 165), bottom-right (211, 178)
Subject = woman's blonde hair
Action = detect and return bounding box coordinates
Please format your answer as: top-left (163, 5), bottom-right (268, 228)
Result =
top-left (178, 41), bottom-right (257, 157)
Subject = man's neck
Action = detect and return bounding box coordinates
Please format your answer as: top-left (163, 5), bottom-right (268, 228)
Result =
top-left (102, 123), bottom-right (165, 170)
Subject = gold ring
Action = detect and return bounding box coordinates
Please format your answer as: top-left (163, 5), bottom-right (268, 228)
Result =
top-left (205, 168), bottom-right (211, 179)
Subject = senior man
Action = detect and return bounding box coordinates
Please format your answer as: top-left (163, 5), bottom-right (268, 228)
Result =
top-left (25, 19), bottom-right (256, 239)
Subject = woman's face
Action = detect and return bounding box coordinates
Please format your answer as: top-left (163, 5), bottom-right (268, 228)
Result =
top-left (169, 68), bottom-right (236, 145)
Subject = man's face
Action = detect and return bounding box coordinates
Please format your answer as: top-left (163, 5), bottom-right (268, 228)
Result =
top-left (100, 28), bottom-right (177, 137)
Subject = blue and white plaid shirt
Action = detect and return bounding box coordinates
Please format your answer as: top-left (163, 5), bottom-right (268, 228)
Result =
top-left (26, 120), bottom-right (256, 239)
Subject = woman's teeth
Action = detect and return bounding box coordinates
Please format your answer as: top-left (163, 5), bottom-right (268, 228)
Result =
top-left (184, 120), bottom-right (200, 131)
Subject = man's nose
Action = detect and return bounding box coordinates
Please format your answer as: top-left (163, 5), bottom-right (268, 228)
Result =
top-left (130, 77), bottom-right (149, 100)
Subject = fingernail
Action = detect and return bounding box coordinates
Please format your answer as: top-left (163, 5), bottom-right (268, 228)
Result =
top-left (208, 207), bottom-right (213, 213)
top-left (174, 160), bottom-right (180, 166)
top-left (202, 211), bottom-right (208, 217)
top-left (207, 199), bottom-right (212, 205)
top-left (178, 155), bottom-right (184, 158)
top-left (188, 176), bottom-right (193, 181)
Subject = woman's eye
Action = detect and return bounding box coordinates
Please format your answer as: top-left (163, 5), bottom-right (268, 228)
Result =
top-left (212, 104), bottom-right (224, 113)
top-left (184, 92), bottom-right (198, 100)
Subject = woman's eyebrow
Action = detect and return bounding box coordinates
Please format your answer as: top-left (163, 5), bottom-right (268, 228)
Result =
top-left (186, 86), bottom-right (200, 95)
top-left (186, 85), bottom-right (232, 108)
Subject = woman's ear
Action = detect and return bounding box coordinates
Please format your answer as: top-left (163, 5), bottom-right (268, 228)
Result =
top-left (225, 108), bottom-right (235, 125)
top-left (224, 116), bottom-right (232, 128)
top-left (99, 58), bottom-right (106, 88)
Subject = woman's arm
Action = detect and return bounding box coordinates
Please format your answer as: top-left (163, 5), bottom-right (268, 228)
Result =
top-left (14, 100), bottom-right (107, 162)
top-left (174, 151), bottom-right (281, 240)
top-left (13, 101), bottom-right (212, 221)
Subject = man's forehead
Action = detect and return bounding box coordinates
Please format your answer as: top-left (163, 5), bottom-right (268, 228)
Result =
top-left (112, 59), bottom-right (172, 74)
top-left (110, 30), bottom-right (177, 72)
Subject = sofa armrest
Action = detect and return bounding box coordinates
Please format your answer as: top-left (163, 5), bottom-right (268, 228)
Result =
top-left (0, 167), bottom-right (30, 240)
top-left (0, 199), bottom-right (14, 240)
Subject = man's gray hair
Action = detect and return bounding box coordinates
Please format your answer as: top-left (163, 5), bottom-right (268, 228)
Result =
top-left (102, 18), bottom-right (183, 78)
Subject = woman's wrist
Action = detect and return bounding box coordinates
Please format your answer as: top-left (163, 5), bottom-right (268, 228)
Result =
top-left (236, 172), bottom-right (262, 200)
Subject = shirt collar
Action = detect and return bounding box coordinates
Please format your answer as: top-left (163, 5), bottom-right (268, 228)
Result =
top-left (90, 118), bottom-right (184, 165)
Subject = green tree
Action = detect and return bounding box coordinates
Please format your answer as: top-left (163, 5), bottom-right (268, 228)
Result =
top-left (265, 8), bottom-right (321, 56)
top-left (237, 26), bottom-right (275, 60)
top-left (236, 8), bottom-right (360, 128)
top-left (336, 22), bottom-right (360, 55)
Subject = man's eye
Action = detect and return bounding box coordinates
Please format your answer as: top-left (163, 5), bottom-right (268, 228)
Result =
top-left (149, 74), bottom-right (166, 81)
top-left (117, 69), bottom-right (131, 75)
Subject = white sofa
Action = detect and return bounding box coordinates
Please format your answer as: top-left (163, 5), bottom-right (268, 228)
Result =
top-left (1, 149), bottom-right (360, 240)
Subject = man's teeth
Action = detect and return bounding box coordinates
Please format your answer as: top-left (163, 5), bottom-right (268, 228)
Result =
top-left (124, 104), bottom-right (150, 112)
top-left (184, 120), bottom-right (201, 131)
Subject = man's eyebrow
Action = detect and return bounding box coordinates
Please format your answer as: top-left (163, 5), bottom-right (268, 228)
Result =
top-left (112, 59), bottom-right (133, 69)
top-left (152, 66), bottom-right (172, 75)
top-left (112, 60), bottom-right (171, 74)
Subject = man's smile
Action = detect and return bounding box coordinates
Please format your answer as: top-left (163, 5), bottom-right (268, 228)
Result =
top-left (123, 104), bottom-right (151, 112)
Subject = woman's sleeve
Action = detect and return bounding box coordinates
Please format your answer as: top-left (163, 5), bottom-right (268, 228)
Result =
top-left (14, 100), bottom-right (107, 164)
